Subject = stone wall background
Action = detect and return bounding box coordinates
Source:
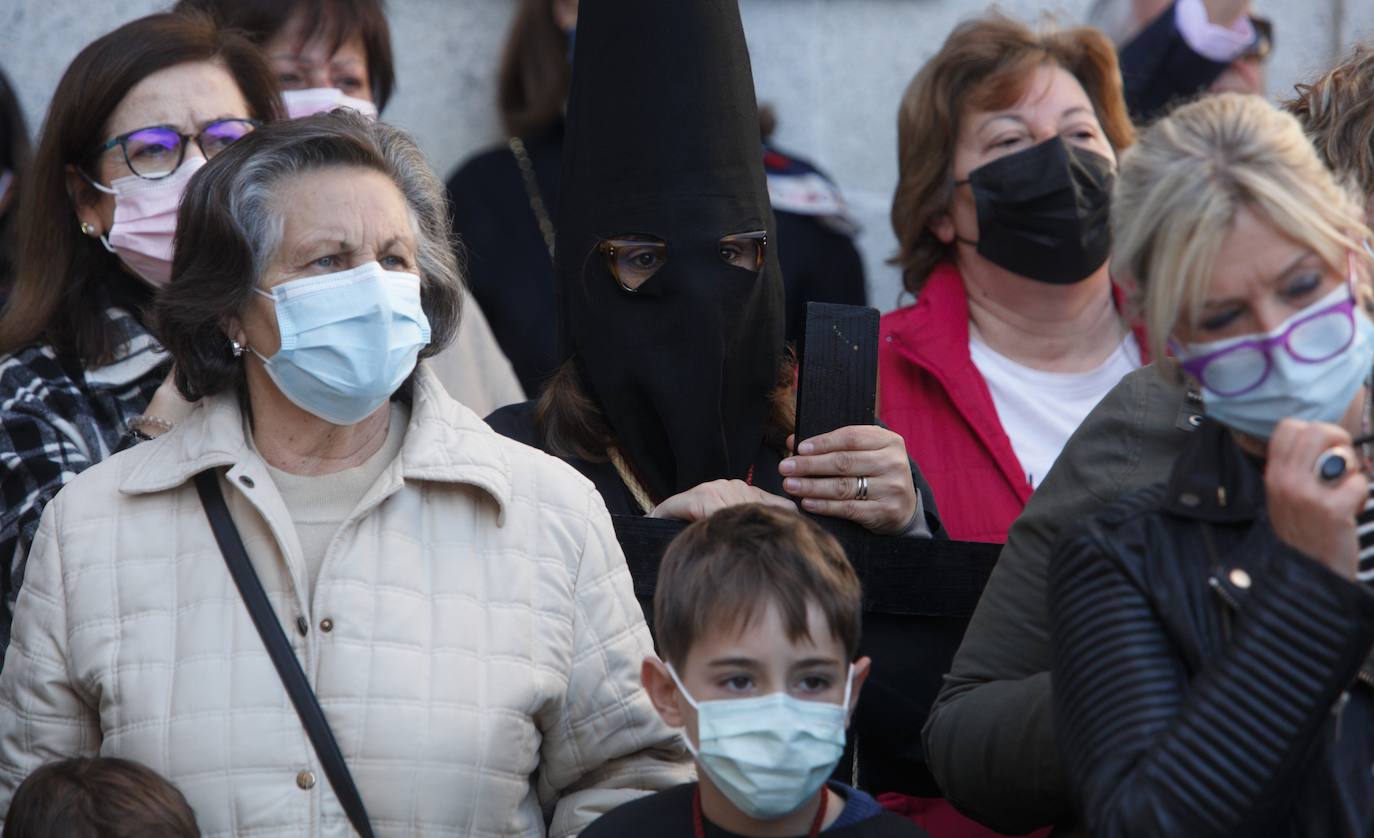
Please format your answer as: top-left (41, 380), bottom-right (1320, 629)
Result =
top-left (4, 0), bottom-right (1372, 311)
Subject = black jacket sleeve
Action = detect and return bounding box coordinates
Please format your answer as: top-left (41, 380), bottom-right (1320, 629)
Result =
top-left (1118, 2), bottom-right (1231, 123)
top-left (1051, 517), bottom-right (1374, 837)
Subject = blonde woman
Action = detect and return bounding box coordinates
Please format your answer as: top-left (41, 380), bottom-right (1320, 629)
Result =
top-left (1050, 92), bottom-right (1374, 836)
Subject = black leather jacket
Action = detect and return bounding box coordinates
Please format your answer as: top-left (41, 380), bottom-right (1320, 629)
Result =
top-left (1050, 418), bottom-right (1374, 837)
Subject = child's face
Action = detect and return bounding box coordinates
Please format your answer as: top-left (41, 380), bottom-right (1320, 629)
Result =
top-left (642, 599), bottom-right (871, 741)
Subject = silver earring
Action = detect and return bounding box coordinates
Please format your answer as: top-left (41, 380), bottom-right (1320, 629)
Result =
top-left (230, 340), bottom-right (245, 358)
top-left (79, 221), bottom-right (96, 237)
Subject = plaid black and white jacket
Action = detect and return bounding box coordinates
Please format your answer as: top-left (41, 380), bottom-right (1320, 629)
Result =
top-left (0, 308), bottom-right (166, 643)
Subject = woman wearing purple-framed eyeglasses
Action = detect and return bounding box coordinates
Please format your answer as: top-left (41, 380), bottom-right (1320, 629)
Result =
top-left (0, 14), bottom-right (281, 657)
top-left (1175, 259), bottom-right (1366, 422)
top-left (1048, 93), bottom-right (1374, 836)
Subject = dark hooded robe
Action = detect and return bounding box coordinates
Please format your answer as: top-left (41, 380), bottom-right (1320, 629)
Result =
top-left (486, 0), bottom-right (937, 527)
top-left (492, 0), bottom-right (778, 503)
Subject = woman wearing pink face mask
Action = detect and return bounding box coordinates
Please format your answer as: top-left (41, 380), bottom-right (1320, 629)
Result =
top-left (0, 13), bottom-right (281, 653)
top-left (174, 0), bottom-right (393, 120)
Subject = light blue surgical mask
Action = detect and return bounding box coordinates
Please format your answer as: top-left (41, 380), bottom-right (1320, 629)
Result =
top-left (252, 262), bottom-right (431, 425)
top-left (1177, 279), bottom-right (1374, 440)
top-left (667, 662), bottom-right (852, 820)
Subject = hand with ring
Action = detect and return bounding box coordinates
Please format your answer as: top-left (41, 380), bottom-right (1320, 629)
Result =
top-left (779, 425), bottom-right (918, 535)
top-left (1265, 418), bottom-right (1368, 581)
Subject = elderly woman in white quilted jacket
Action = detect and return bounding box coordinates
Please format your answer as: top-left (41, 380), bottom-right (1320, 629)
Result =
top-left (0, 110), bottom-right (692, 837)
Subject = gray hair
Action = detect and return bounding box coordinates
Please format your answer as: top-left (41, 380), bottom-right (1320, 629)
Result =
top-left (159, 109), bottom-right (464, 400)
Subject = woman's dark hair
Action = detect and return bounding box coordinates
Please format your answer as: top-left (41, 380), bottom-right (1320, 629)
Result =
top-left (158, 110), bottom-right (462, 402)
top-left (0, 13), bottom-right (282, 365)
top-left (498, 0), bottom-right (572, 139)
top-left (0, 67), bottom-right (31, 293)
top-left (176, 0), bottom-right (396, 111)
top-left (3, 757), bottom-right (200, 838)
top-left (535, 356), bottom-right (797, 464)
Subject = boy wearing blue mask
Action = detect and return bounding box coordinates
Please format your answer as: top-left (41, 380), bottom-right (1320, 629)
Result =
top-left (582, 505), bottom-right (930, 838)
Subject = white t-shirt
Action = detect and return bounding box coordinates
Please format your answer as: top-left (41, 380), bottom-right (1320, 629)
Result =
top-left (969, 332), bottom-right (1142, 489)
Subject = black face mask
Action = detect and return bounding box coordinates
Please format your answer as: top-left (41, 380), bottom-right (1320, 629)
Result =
top-left (556, 0), bottom-right (784, 504)
top-left (955, 136), bottom-right (1115, 285)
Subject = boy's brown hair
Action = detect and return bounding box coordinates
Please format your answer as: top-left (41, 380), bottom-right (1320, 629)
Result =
top-left (654, 505), bottom-right (862, 667)
top-left (3, 757), bottom-right (200, 838)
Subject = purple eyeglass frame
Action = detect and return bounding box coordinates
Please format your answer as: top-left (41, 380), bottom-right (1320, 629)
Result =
top-left (1178, 288), bottom-right (1356, 397)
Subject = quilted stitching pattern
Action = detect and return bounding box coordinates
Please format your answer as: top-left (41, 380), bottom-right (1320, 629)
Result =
top-left (0, 366), bottom-right (692, 836)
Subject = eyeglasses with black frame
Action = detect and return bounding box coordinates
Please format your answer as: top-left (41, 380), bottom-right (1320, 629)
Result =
top-left (598, 230), bottom-right (768, 292)
top-left (94, 118), bottom-right (261, 180)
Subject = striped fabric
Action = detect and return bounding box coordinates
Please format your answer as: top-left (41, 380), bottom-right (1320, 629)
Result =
top-left (0, 308), bottom-right (166, 651)
top-left (1358, 484), bottom-right (1374, 582)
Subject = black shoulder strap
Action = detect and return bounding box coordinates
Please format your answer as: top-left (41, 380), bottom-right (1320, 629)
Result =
top-left (194, 470), bottom-right (376, 838)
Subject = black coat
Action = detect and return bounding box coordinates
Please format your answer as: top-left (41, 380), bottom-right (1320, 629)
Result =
top-left (446, 128), bottom-right (563, 396)
top-left (1051, 418), bottom-right (1374, 837)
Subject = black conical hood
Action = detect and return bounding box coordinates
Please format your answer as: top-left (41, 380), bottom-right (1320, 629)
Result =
top-left (556, 0), bottom-right (785, 504)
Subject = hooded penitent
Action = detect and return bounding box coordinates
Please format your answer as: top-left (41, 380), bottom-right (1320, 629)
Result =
top-left (557, 0), bottom-right (785, 504)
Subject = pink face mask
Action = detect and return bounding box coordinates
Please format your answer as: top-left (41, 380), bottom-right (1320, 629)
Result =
top-left (282, 87), bottom-right (379, 120)
top-left (87, 157), bottom-right (204, 287)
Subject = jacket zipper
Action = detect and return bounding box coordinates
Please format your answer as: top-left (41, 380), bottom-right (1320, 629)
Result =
top-left (1207, 576), bottom-right (1238, 638)
top-left (1332, 691), bottom-right (1351, 743)
top-left (1208, 576), bottom-right (1241, 609)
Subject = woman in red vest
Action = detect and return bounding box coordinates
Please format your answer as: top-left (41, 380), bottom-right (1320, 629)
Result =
top-left (880, 14), bottom-right (1144, 545)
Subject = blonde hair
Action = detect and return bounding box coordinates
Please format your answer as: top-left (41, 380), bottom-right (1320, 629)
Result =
top-left (1112, 93), bottom-right (1373, 363)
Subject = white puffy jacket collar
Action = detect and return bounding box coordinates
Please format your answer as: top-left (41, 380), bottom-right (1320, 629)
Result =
top-left (115, 363), bottom-right (514, 523)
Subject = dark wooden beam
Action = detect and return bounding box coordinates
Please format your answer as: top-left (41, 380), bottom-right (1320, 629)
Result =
top-left (613, 515), bottom-right (1000, 618)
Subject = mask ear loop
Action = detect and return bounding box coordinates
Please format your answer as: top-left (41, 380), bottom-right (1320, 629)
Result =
top-left (664, 662), bottom-right (701, 710)
top-left (840, 663), bottom-right (856, 723)
top-left (948, 176), bottom-right (979, 249)
top-left (78, 168), bottom-right (117, 196)
top-left (75, 169), bottom-right (119, 253)
top-left (1356, 246), bottom-right (1374, 456)
top-left (663, 662), bottom-right (704, 757)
